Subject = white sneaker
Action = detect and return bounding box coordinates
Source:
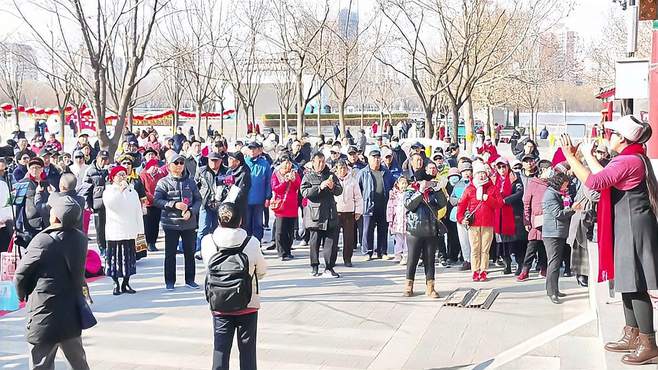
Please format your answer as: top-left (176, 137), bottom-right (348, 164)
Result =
top-left (298, 240), bottom-right (308, 247)
top-left (400, 256), bottom-right (407, 266)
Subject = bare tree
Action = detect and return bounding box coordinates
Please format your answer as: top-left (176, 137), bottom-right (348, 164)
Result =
top-left (13, 0), bottom-right (169, 156)
top-left (0, 43), bottom-right (34, 127)
top-left (376, 0), bottom-right (457, 138)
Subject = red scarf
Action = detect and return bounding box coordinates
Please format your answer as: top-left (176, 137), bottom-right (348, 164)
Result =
top-left (597, 143), bottom-right (645, 282)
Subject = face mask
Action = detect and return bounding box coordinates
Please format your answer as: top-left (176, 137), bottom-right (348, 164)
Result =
top-left (391, 142), bottom-right (399, 148)
top-left (449, 176), bottom-right (460, 186)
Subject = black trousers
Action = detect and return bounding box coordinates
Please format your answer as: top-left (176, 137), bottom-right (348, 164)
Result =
top-left (143, 206), bottom-right (161, 245)
top-left (544, 237), bottom-right (565, 296)
top-left (94, 208), bottom-right (107, 250)
top-left (514, 240), bottom-right (527, 265)
top-left (164, 228), bottom-right (196, 285)
top-left (562, 243), bottom-right (572, 272)
top-left (274, 217), bottom-right (295, 257)
top-left (445, 220), bottom-right (460, 261)
top-left (309, 228), bottom-right (338, 269)
top-left (523, 239), bottom-right (547, 270)
top-left (362, 211), bottom-right (388, 257)
top-left (263, 206), bottom-right (270, 228)
top-left (337, 212), bottom-right (356, 263)
top-left (406, 235), bottom-right (437, 280)
top-left (212, 312), bottom-right (258, 370)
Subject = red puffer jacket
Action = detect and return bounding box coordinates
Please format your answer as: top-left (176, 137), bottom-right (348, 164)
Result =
top-left (456, 182), bottom-right (502, 227)
top-left (271, 170), bottom-right (301, 218)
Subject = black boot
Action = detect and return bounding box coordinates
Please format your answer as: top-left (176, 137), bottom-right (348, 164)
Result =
top-left (121, 277), bottom-right (136, 294)
top-left (112, 279), bottom-right (121, 295)
top-left (503, 257), bottom-right (512, 275)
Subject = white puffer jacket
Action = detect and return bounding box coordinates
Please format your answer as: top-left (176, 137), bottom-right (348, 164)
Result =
top-left (201, 227), bottom-right (267, 310)
top-left (103, 183), bottom-right (145, 241)
top-left (334, 170), bottom-right (364, 214)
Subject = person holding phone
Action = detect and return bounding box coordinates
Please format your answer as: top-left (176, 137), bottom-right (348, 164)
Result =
top-left (15, 157), bottom-right (51, 248)
top-left (560, 115), bottom-right (658, 365)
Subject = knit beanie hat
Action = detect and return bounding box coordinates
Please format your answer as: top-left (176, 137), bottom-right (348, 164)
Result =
top-left (108, 165), bottom-right (127, 183)
top-left (144, 159), bottom-right (159, 171)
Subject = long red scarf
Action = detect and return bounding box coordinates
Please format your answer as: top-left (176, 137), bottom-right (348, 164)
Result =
top-left (597, 143), bottom-right (645, 282)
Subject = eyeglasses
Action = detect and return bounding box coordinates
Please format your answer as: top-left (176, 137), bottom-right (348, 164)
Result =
top-left (173, 160), bottom-right (185, 165)
top-left (21, 157), bottom-right (30, 161)
top-left (121, 161), bottom-right (132, 166)
top-left (496, 164), bottom-right (507, 169)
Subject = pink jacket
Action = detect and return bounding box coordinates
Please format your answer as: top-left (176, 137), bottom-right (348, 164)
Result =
top-left (386, 188), bottom-right (406, 234)
top-left (271, 170), bottom-right (301, 218)
top-left (523, 177), bottom-right (548, 241)
top-left (334, 171), bottom-right (363, 214)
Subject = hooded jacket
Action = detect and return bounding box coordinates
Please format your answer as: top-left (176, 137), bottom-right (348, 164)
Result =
top-left (357, 165), bottom-right (395, 216)
top-left (14, 224), bottom-right (88, 344)
top-left (201, 227), bottom-right (267, 311)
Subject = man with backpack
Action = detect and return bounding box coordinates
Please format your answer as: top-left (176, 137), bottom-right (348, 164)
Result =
top-left (201, 202), bottom-right (267, 370)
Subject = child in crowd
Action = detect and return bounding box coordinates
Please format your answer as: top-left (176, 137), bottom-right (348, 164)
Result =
top-left (387, 176), bottom-right (410, 265)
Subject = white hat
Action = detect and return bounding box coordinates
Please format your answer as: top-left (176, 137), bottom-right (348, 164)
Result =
top-left (472, 160), bottom-right (489, 175)
top-left (605, 115), bottom-right (646, 142)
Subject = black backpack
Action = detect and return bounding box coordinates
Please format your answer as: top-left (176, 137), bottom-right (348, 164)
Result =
top-left (204, 236), bottom-right (254, 312)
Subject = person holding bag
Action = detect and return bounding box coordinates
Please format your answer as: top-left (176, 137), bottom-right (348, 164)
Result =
top-left (14, 196), bottom-right (91, 370)
top-left (271, 155), bottom-right (301, 261)
top-left (456, 161), bottom-right (502, 282)
top-left (103, 166), bottom-right (145, 296)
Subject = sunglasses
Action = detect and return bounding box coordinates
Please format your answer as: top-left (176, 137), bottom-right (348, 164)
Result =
top-left (496, 164), bottom-right (507, 169)
top-left (173, 160), bottom-right (185, 165)
top-left (121, 161), bottom-right (132, 166)
top-left (75, 156), bottom-right (84, 159)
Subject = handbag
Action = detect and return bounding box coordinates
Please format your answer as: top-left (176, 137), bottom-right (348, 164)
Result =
top-left (135, 234), bottom-right (147, 253)
top-left (270, 174), bottom-right (291, 213)
top-left (0, 280), bottom-right (19, 311)
top-left (0, 233), bottom-right (18, 281)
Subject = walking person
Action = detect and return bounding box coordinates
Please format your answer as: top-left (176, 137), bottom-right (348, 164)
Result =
top-left (271, 155), bottom-right (301, 261)
top-left (140, 159), bottom-right (166, 252)
top-left (334, 160), bottom-right (363, 267)
top-left (103, 165), bottom-right (145, 295)
top-left (541, 172), bottom-right (575, 304)
top-left (154, 153), bottom-right (202, 290)
top-left (561, 116), bottom-right (658, 365)
top-left (402, 176), bottom-right (446, 298)
top-left (201, 203), bottom-right (267, 370)
top-left (456, 161), bottom-right (502, 282)
top-left (387, 176), bottom-right (409, 264)
top-left (358, 149), bottom-right (394, 260)
top-left (14, 196), bottom-right (90, 370)
top-left (300, 152), bottom-right (343, 277)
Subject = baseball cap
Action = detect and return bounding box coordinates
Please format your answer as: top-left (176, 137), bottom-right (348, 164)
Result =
top-left (347, 146), bottom-right (358, 154)
top-left (97, 150), bottom-right (110, 159)
top-left (411, 142), bottom-right (424, 150)
top-left (521, 153), bottom-right (537, 162)
top-left (605, 115), bottom-right (647, 143)
top-left (247, 141), bottom-right (261, 149)
top-left (28, 157), bottom-right (44, 167)
top-left (369, 149), bottom-right (381, 157)
top-left (208, 152), bottom-right (222, 160)
top-left (143, 148), bottom-right (158, 157)
top-left (458, 162), bottom-right (473, 172)
top-left (493, 157), bottom-right (509, 166)
top-left (169, 153), bottom-right (185, 163)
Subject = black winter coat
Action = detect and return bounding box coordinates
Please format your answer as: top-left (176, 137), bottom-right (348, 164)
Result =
top-left (14, 225), bottom-right (88, 344)
top-left (300, 166), bottom-right (343, 231)
top-left (404, 188), bottom-right (448, 238)
top-left (84, 163), bottom-right (108, 211)
top-left (154, 173), bottom-right (202, 231)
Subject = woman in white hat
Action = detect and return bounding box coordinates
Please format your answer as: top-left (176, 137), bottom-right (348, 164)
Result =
top-left (561, 115), bottom-right (658, 365)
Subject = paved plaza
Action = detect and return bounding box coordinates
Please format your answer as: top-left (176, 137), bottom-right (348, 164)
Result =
top-left (0, 229), bottom-right (607, 370)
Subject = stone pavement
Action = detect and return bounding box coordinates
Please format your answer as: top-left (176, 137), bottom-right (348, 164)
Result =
top-left (0, 231), bottom-right (595, 370)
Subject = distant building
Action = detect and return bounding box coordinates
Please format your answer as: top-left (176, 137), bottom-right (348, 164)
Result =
top-left (0, 43), bottom-right (39, 81)
top-left (338, 7), bottom-right (359, 40)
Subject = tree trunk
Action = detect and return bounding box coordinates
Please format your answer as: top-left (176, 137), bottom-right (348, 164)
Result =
top-left (296, 72), bottom-right (304, 135)
top-left (250, 105), bottom-right (256, 134)
top-left (339, 102), bottom-right (347, 139)
top-left (450, 103), bottom-right (459, 144)
top-left (59, 111), bottom-right (66, 146)
top-left (278, 105), bottom-right (284, 137)
top-left (486, 106), bottom-right (492, 137)
top-left (529, 107), bottom-right (535, 140)
top-left (360, 104), bottom-right (364, 130)
top-left (316, 100), bottom-right (321, 136)
top-left (13, 106), bottom-right (19, 128)
top-left (284, 108), bottom-right (289, 137)
top-left (196, 104), bottom-right (203, 140)
top-left (219, 100), bottom-right (224, 135)
top-left (424, 108), bottom-right (433, 139)
top-left (464, 97), bottom-right (475, 153)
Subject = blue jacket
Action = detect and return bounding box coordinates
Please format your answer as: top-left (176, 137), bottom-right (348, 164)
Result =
top-left (357, 165), bottom-right (395, 216)
top-left (245, 155), bottom-right (272, 205)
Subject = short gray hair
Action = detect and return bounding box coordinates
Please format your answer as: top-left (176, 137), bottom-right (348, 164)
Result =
top-left (60, 173), bottom-right (77, 191)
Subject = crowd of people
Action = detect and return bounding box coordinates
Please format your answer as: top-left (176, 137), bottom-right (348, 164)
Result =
top-left (7, 113), bottom-right (658, 368)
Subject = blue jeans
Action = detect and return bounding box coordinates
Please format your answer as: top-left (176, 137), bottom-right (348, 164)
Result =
top-left (244, 204), bottom-right (264, 241)
top-left (196, 207), bottom-right (219, 252)
top-left (212, 312), bottom-right (258, 370)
